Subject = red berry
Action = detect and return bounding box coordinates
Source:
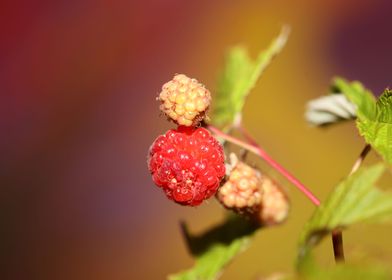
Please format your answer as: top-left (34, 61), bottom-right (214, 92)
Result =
top-left (148, 127), bottom-right (225, 206)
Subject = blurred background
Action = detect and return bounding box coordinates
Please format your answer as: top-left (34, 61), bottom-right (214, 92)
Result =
top-left (1, 0), bottom-right (392, 279)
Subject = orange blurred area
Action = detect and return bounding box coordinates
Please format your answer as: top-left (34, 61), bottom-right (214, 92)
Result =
top-left (1, 0), bottom-right (392, 279)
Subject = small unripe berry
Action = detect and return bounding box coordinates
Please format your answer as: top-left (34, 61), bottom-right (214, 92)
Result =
top-left (159, 74), bottom-right (211, 127)
top-left (217, 154), bottom-right (289, 226)
top-left (258, 175), bottom-right (289, 226)
top-left (148, 127), bottom-right (225, 206)
top-left (217, 155), bottom-right (262, 214)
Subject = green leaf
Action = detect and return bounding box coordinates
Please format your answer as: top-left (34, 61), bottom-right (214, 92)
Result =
top-left (298, 163), bottom-right (392, 262)
top-left (333, 78), bottom-right (392, 164)
top-left (305, 94), bottom-right (356, 126)
top-left (376, 89), bottom-right (392, 123)
top-left (332, 77), bottom-right (376, 121)
top-left (169, 215), bottom-right (259, 280)
top-left (211, 26), bottom-right (290, 130)
top-left (297, 254), bottom-right (390, 280)
top-left (357, 89), bottom-right (392, 164)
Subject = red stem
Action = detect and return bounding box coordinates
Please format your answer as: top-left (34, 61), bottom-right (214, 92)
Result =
top-left (208, 125), bottom-right (320, 206)
top-left (210, 124), bottom-right (370, 263)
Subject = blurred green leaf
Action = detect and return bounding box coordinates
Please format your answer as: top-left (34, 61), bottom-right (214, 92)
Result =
top-left (305, 94), bottom-right (356, 126)
top-left (211, 26), bottom-right (290, 130)
top-left (298, 163), bottom-right (392, 262)
top-left (304, 77), bottom-right (373, 127)
top-left (297, 254), bottom-right (390, 280)
top-left (333, 78), bottom-right (392, 164)
top-left (169, 215), bottom-right (259, 280)
top-left (333, 77), bottom-right (376, 121)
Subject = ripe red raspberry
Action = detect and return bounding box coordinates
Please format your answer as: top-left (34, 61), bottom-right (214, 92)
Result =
top-left (147, 126), bottom-right (226, 206)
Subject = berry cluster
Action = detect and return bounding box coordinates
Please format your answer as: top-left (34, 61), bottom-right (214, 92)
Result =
top-left (159, 74), bottom-right (211, 127)
top-left (148, 127), bottom-right (225, 206)
top-left (217, 154), bottom-right (289, 225)
top-left (148, 73), bottom-right (289, 223)
top-left (149, 74), bottom-right (224, 206)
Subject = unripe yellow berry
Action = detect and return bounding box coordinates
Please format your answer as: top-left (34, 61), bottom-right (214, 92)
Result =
top-left (216, 154), bottom-right (290, 226)
top-left (217, 158), bottom-right (263, 212)
top-left (158, 74), bottom-right (211, 126)
top-left (258, 175), bottom-right (290, 226)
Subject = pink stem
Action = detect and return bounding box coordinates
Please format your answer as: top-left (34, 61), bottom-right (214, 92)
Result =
top-left (208, 125), bottom-right (320, 206)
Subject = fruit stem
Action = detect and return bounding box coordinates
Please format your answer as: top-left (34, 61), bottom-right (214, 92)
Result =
top-left (208, 125), bottom-right (320, 206)
top-left (331, 143), bottom-right (371, 263)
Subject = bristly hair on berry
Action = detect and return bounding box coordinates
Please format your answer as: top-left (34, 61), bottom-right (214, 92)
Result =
top-left (148, 126), bottom-right (226, 206)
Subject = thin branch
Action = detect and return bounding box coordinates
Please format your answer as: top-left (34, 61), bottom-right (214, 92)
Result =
top-left (349, 144), bottom-right (371, 175)
top-left (331, 144), bottom-right (371, 263)
top-left (214, 125), bottom-right (372, 264)
top-left (332, 230), bottom-right (345, 262)
top-left (208, 125), bottom-right (320, 206)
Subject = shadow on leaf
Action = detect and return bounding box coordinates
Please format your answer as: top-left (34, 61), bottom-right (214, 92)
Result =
top-left (180, 214), bottom-right (261, 257)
